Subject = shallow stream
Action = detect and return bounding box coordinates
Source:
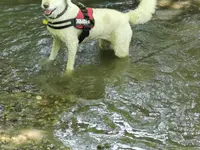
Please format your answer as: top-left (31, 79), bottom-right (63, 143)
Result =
top-left (0, 0), bottom-right (200, 149)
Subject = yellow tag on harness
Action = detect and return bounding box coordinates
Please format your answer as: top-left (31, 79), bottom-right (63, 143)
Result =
top-left (42, 19), bottom-right (48, 25)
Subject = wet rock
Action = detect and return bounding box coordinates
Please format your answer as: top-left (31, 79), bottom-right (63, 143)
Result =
top-left (0, 105), bottom-right (4, 114)
top-left (169, 131), bottom-right (185, 145)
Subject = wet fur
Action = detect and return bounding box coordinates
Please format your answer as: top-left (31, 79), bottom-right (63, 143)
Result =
top-left (41, 0), bottom-right (157, 73)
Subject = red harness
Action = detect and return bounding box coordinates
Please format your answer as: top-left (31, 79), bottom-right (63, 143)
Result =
top-left (75, 8), bottom-right (94, 29)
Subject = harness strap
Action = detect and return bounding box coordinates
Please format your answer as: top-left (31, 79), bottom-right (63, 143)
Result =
top-left (47, 19), bottom-right (75, 29)
top-left (78, 4), bottom-right (92, 44)
top-left (47, 24), bottom-right (73, 30)
top-left (48, 19), bottom-right (75, 25)
top-left (78, 28), bottom-right (90, 44)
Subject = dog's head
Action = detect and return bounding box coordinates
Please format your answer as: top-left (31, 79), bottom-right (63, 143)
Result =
top-left (41, 0), bottom-right (71, 18)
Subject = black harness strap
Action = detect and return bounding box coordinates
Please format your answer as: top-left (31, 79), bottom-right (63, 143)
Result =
top-left (47, 19), bottom-right (75, 29)
top-left (47, 24), bottom-right (73, 30)
top-left (48, 19), bottom-right (75, 25)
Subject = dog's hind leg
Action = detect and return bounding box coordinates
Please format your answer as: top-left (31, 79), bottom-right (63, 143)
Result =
top-left (49, 37), bottom-right (61, 60)
top-left (111, 25), bottom-right (132, 58)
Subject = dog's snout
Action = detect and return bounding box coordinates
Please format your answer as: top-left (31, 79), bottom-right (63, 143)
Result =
top-left (43, 3), bottom-right (49, 9)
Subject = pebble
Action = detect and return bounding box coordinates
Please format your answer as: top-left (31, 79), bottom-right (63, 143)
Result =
top-left (36, 96), bottom-right (42, 100)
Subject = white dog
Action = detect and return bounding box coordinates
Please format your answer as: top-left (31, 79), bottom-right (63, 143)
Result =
top-left (41, 0), bottom-right (157, 73)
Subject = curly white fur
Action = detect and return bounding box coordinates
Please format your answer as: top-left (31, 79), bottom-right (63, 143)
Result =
top-left (41, 0), bottom-right (157, 73)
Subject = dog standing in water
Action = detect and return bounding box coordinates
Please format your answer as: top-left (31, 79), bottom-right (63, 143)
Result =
top-left (41, 0), bottom-right (157, 74)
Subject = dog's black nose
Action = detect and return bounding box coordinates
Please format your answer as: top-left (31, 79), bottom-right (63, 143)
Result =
top-left (43, 4), bottom-right (49, 9)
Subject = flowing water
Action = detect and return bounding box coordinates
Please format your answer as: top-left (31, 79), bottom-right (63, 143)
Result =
top-left (0, 0), bottom-right (200, 149)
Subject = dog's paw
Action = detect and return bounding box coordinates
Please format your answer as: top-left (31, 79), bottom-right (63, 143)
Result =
top-left (63, 69), bottom-right (74, 77)
top-left (39, 57), bottom-right (53, 66)
top-left (39, 58), bottom-right (54, 72)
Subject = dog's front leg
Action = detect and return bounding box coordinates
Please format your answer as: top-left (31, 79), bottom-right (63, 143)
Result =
top-left (65, 40), bottom-right (78, 73)
top-left (49, 37), bottom-right (61, 61)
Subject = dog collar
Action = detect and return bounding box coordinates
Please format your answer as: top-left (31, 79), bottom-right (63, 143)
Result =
top-left (45, 5), bottom-right (68, 19)
top-left (43, 18), bottom-right (76, 29)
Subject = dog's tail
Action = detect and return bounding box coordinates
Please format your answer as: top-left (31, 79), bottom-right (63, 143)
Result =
top-left (126, 0), bottom-right (157, 24)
